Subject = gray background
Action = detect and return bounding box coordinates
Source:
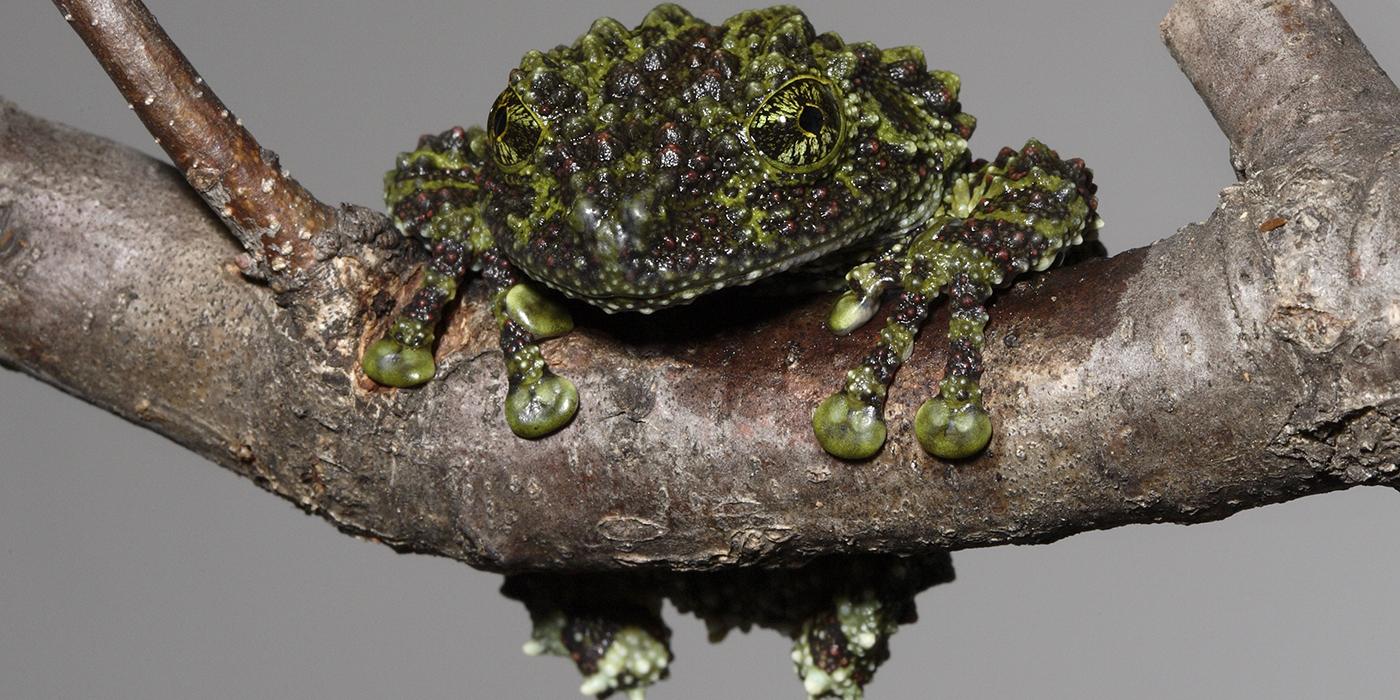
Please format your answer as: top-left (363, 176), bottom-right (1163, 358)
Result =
top-left (3, 0), bottom-right (1399, 697)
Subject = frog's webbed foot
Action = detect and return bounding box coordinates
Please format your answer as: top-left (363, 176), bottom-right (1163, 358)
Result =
top-left (483, 249), bottom-right (579, 438)
top-left (914, 273), bottom-right (993, 459)
top-left (362, 238), bottom-right (471, 387)
top-left (814, 290), bottom-right (932, 459)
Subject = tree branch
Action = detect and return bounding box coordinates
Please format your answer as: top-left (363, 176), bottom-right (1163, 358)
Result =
top-left (2, 0), bottom-right (1396, 573)
top-left (53, 0), bottom-right (342, 289)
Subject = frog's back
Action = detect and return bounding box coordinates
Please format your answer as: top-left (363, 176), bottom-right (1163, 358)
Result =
top-left (461, 4), bottom-right (973, 312)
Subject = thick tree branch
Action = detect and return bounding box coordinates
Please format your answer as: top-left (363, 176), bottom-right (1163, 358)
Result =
top-left (2, 0), bottom-right (1397, 573)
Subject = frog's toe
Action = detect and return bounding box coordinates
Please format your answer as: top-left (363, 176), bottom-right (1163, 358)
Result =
top-left (362, 338), bottom-right (436, 387)
top-left (506, 372), bottom-right (579, 438)
top-left (827, 290), bottom-right (881, 336)
top-left (813, 392), bottom-right (887, 460)
top-left (914, 399), bottom-right (991, 459)
top-left (505, 283), bottom-right (574, 339)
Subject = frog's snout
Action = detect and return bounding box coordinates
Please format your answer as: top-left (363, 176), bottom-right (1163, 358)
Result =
top-left (569, 188), bottom-right (667, 260)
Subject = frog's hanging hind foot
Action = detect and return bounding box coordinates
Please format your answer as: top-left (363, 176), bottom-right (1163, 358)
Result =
top-left (481, 249), bottom-right (579, 439)
top-left (362, 238), bottom-right (471, 387)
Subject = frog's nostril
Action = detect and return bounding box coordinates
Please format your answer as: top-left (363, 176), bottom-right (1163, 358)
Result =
top-left (621, 190), bottom-right (656, 238)
top-left (571, 196), bottom-right (603, 235)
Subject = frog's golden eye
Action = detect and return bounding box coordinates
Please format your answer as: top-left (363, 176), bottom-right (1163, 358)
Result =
top-left (487, 88), bottom-right (543, 172)
top-left (746, 76), bottom-right (845, 173)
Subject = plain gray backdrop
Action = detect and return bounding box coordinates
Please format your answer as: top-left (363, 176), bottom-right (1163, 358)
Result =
top-left (3, 1), bottom-right (1400, 698)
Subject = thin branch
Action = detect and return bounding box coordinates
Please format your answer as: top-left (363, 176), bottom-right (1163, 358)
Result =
top-left (54, 0), bottom-right (337, 288)
top-left (1, 0), bottom-right (1396, 572)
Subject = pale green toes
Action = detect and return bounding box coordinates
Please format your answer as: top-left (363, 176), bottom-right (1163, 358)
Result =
top-left (827, 290), bottom-right (881, 336)
top-left (505, 283), bottom-right (575, 339)
top-left (362, 337), bottom-right (436, 387)
top-left (506, 372), bottom-right (579, 439)
top-left (497, 281), bottom-right (579, 439)
top-left (812, 392), bottom-right (887, 460)
top-left (914, 398), bottom-right (992, 459)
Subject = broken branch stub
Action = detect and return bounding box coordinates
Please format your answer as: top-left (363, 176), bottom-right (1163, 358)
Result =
top-left (54, 0), bottom-right (339, 288)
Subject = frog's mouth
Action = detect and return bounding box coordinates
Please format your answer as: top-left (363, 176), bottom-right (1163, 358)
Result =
top-left (536, 218), bottom-right (906, 314)
top-left (571, 238), bottom-right (851, 313)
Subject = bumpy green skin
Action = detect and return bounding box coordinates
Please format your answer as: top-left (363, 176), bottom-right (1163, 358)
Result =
top-left (791, 593), bottom-right (899, 700)
top-left (362, 4), bottom-right (1100, 457)
top-left (503, 573), bottom-right (674, 699)
top-left (505, 554), bottom-right (948, 699)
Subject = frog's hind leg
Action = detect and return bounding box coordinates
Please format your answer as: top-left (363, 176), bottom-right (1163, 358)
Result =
top-left (813, 289), bottom-right (933, 460)
top-left (912, 140), bottom-right (1099, 458)
top-left (480, 248), bottom-right (579, 439)
top-left (816, 139), bottom-right (1098, 460)
top-left (912, 272), bottom-right (994, 459)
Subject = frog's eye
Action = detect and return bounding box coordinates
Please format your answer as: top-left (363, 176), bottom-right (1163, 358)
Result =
top-left (746, 76), bottom-right (845, 173)
top-left (487, 88), bottom-right (543, 172)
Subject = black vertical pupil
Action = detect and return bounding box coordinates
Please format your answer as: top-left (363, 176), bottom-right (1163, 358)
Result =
top-left (798, 104), bottom-right (824, 135)
top-left (491, 105), bottom-right (508, 138)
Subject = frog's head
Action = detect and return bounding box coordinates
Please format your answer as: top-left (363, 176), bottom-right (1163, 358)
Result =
top-left (480, 4), bottom-right (974, 311)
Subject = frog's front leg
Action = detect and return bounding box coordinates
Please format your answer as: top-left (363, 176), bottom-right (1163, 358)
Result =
top-left (480, 249), bottom-right (579, 438)
top-left (362, 237), bottom-right (471, 386)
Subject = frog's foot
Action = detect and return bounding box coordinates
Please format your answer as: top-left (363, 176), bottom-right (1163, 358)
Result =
top-left (827, 257), bottom-right (901, 336)
top-left (813, 390), bottom-right (887, 460)
top-left (484, 250), bottom-right (579, 438)
top-left (362, 334), bottom-right (436, 387)
top-left (814, 291), bottom-right (931, 460)
top-left (792, 592), bottom-right (900, 700)
top-left (361, 238), bottom-right (470, 388)
top-left (914, 397), bottom-right (991, 459)
top-left (915, 272), bottom-right (993, 459)
top-left (504, 345), bottom-right (579, 439)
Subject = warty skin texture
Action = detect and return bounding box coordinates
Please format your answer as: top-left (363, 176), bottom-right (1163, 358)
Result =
top-left (361, 4), bottom-right (1099, 460)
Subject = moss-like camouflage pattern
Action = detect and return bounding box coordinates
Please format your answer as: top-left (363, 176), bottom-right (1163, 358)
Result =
top-left (362, 4), bottom-right (1100, 459)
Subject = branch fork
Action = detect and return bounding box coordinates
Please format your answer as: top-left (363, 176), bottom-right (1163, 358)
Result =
top-left (0, 0), bottom-right (1395, 573)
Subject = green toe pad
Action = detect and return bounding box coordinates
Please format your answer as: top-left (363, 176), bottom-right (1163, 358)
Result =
top-left (813, 392), bottom-right (887, 460)
top-left (362, 338), bottom-right (436, 387)
top-left (505, 284), bottom-right (574, 339)
top-left (828, 290), bottom-right (880, 336)
top-left (506, 373), bottom-right (579, 438)
top-left (915, 399), bottom-right (992, 459)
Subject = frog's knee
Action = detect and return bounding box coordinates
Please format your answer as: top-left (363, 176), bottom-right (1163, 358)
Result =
top-left (812, 392), bottom-right (887, 460)
top-left (506, 372), bottom-right (579, 439)
top-left (914, 398), bottom-right (991, 459)
top-left (362, 337), bottom-right (436, 387)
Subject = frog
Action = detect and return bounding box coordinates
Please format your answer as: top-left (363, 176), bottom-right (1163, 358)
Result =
top-left (361, 4), bottom-right (1100, 461)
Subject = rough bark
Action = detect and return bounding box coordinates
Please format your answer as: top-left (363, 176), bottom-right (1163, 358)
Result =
top-left (54, 0), bottom-right (337, 288)
top-left (1, 0), bottom-right (1396, 573)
